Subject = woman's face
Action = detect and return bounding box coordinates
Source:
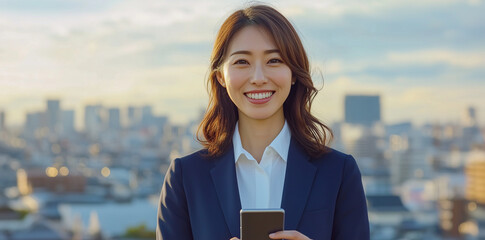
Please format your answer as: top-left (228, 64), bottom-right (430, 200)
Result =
top-left (217, 26), bottom-right (292, 123)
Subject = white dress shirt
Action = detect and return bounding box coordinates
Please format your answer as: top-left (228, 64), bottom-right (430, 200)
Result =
top-left (233, 121), bottom-right (291, 209)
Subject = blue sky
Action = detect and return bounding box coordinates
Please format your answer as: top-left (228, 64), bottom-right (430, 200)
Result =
top-left (0, 0), bottom-right (484, 128)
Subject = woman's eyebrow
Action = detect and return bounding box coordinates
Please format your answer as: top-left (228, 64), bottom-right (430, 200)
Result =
top-left (229, 49), bottom-right (280, 56)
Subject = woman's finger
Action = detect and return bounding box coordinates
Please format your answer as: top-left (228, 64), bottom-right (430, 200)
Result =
top-left (229, 238), bottom-right (240, 240)
top-left (269, 230), bottom-right (311, 240)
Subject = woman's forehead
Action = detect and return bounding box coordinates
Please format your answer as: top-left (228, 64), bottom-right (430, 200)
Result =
top-left (226, 26), bottom-right (278, 55)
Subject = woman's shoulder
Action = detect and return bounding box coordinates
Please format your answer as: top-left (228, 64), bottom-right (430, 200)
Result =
top-left (319, 147), bottom-right (352, 160)
top-left (313, 147), bottom-right (358, 168)
top-left (312, 148), bottom-right (362, 178)
top-left (170, 148), bottom-right (223, 176)
top-left (176, 148), bottom-right (209, 163)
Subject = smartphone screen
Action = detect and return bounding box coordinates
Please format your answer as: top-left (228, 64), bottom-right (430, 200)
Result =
top-left (240, 209), bottom-right (285, 240)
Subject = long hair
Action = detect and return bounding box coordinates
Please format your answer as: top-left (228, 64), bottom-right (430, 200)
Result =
top-left (197, 4), bottom-right (333, 158)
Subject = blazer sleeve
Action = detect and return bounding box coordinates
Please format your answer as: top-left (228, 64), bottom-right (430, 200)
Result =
top-left (156, 158), bottom-right (193, 240)
top-left (331, 155), bottom-right (370, 240)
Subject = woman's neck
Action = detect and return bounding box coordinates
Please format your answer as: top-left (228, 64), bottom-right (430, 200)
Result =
top-left (237, 113), bottom-right (285, 163)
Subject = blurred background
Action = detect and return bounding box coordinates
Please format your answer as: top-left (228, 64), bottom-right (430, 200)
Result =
top-left (0, 0), bottom-right (484, 239)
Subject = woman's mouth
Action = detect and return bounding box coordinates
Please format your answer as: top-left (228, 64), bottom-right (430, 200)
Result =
top-left (245, 91), bottom-right (274, 100)
top-left (244, 91), bottom-right (275, 104)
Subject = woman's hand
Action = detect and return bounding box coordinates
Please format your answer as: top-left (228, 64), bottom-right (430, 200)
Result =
top-left (230, 230), bottom-right (311, 240)
top-left (269, 230), bottom-right (311, 239)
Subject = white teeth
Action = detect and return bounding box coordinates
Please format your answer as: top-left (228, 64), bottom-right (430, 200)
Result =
top-left (246, 92), bottom-right (273, 100)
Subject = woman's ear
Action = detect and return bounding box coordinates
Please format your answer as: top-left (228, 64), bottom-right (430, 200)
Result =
top-left (216, 70), bottom-right (226, 87)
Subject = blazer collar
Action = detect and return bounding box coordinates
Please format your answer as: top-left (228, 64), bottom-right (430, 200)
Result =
top-left (210, 145), bottom-right (241, 238)
top-left (280, 137), bottom-right (317, 230)
top-left (233, 121), bottom-right (291, 163)
top-left (210, 138), bottom-right (316, 236)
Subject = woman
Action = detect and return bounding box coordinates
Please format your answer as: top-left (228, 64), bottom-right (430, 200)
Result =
top-left (157, 4), bottom-right (369, 240)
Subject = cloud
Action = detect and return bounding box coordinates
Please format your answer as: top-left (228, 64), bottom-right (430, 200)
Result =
top-left (1, 0), bottom-right (484, 127)
top-left (388, 49), bottom-right (485, 69)
top-left (312, 76), bottom-right (485, 125)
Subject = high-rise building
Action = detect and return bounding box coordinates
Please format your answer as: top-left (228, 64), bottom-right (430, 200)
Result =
top-left (462, 106), bottom-right (477, 127)
top-left (465, 151), bottom-right (485, 204)
top-left (24, 111), bottom-right (46, 137)
top-left (108, 108), bottom-right (121, 131)
top-left (341, 124), bottom-right (380, 160)
top-left (84, 105), bottom-right (104, 138)
top-left (47, 99), bottom-right (61, 135)
top-left (127, 106), bottom-right (140, 129)
top-left (61, 110), bottom-right (76, 136)
top-left (0, 110), bottom-right (5, 130)
top-left (344, 94), bottom-right (381, 126)
top-left (438, 198), bottom-right (468, 238)
top-left (460, 107), bottom-right (483, 150)
top-left (389, 129), bottom-right (434, 186)
top-left (141, 105), bottom-right (153, 126)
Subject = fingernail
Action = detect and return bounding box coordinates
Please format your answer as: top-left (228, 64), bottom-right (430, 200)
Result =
top-left (269, 233), bottom-right (275, 237)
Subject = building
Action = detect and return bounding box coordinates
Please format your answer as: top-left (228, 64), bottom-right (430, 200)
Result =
top-left (46, 99), bottom-right (61, 135)
top-left (127, 106), bottom-right (140, 129)
top-left (141, 105), bottom-right (153, 127)
top-left (84, 105), bottom-right (104, 138)
top-left (0, 205), bottom-right (34, 231)
top-left (340, 124), bottom-right (380, 160)
top-left (61, 109), bottom-right (76, 136)
top-left (108, 108), bottom-right (121, 131)
top-left (0, 110), bottom-right (5, 130)
top-left (24, 111), bottom-right (46, 138)
top-left (339, 124), bottom-right (386, 174)
top-left (17, 169), bottom-right (86, 195)
top-left (463, 106), bottom-right (478, 127)
top-left (389, 129), bottom-right (434, 187)
top-left (344, 94), bottom-right (381, 126)
top-left (466, 151), bottom-right (485, 204)
top-left (468, 204), bottom-right (485, 239)
top-left (367, 194), bottom-right (412, 239)
top-left (438, 198), bottom-right (469, 238)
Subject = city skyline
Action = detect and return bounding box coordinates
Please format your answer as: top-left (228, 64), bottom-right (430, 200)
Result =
top-left (1, 0), bottom-right (484, 127)
top-left (1, 95), bottom-right (481, 131)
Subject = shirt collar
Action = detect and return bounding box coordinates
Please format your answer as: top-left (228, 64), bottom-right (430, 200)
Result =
top-left (233, 121), bottom-right (291, 163)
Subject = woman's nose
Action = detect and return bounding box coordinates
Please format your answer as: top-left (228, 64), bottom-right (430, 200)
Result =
top-left (249, 63), bottom-right (267, 85)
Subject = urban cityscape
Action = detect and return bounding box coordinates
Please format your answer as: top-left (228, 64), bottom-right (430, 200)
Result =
top-left (0, 94), bottom-right (484, 240)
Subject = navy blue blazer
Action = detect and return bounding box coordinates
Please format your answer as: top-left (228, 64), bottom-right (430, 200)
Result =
top-left (157, 138), bottom-right (369, 240)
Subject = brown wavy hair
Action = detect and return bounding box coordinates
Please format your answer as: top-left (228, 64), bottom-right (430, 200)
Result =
top-left (197, 4), bottom-right (333, 158)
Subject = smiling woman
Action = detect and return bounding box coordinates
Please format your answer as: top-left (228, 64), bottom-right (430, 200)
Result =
top-left (216, 26), bottom-right (293, 137)
top-left (157, 4), bottom-right (369, 240)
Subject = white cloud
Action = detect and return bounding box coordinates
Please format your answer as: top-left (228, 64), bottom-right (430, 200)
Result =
top-left (388, 49), bottom-right (485, 68)
top-left (274, 0), bottom-right (471, 19)
top-left (1, 0), bottom-right (484, 127)
top-left (312, 75), bottom-right (485, 125)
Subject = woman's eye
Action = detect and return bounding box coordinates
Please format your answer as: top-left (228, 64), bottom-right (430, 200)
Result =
top-left (268, 58), bottom-right (283, 64)
top-left (234, 59), bottom-right (248, 65)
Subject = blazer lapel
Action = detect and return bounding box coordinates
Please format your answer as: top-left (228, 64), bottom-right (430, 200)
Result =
top-left (280, 138), bottom-right (317, 230)
top-left (210, 146), bottom-right (241, 238)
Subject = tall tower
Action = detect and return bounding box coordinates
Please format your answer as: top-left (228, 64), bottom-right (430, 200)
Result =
top-left (344, 94), bottom-right (381, 126)
top-left (141, 105), bottom-right (153, 127)
top-left (47, 99), bottom-right (61, 135)
top-left (61, 109), bottom-right (76, 136)
top-left (84, 105), bottom-right (104, 138)
top-left (0, 110), bottom-right (5, 130)
top-left (108, 108), bottom-right (121, 131)
top-left (466, 151), bottom-right (485, 205)
top-left (462, 106), bottom-right (477, 127)
top-left (24, 111), bottom-right (46, 138)
top-left (127, 106), bottom-right (140, 129)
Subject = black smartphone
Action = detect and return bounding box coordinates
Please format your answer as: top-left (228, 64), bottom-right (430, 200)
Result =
top-left (240, 208), bottom-right (285, 240)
